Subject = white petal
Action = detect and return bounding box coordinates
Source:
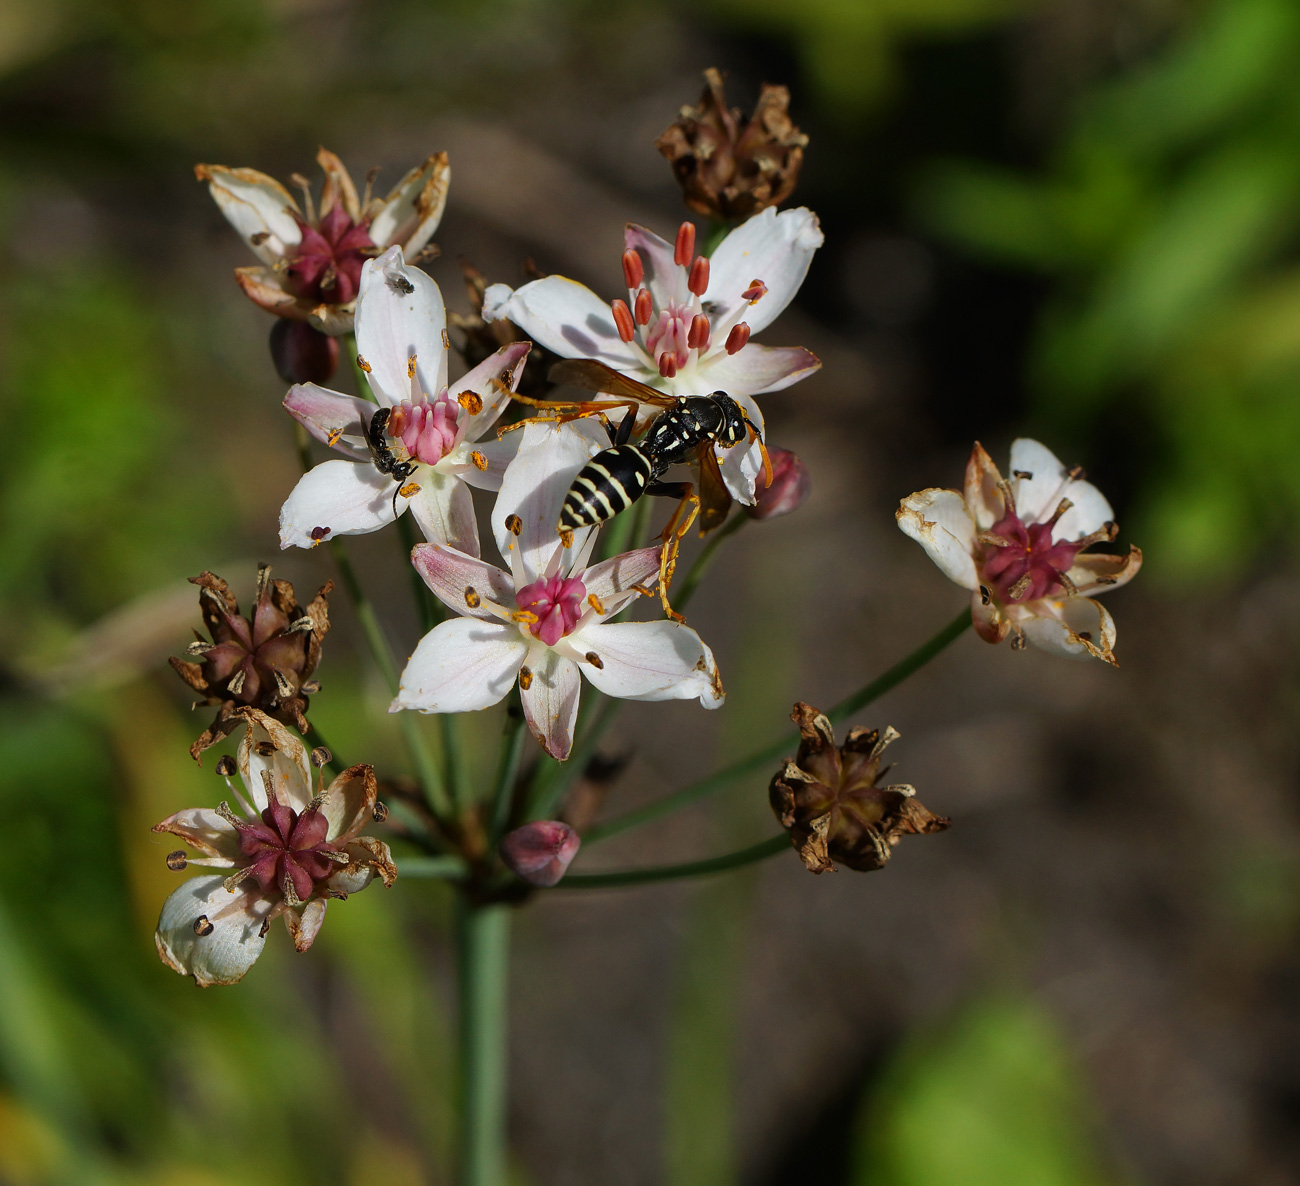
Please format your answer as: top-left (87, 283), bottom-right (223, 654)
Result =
top-left (238, 709), bottom-right (313, 812)
top-left (704, 207), bottom-right (823, 335)
top-left (196, 165), bottom-right (302, 265)
top-left (320, 764), bottom-right (378, 845)
top-left (155, 877), bottom-right (271, 987)
top-left (710, 393), bottom-right (763, 504)
top-left (283, 383), bottom-right (373, 461)
top-left (1019, 597), bottom-right (1117, 665)
top-left (580, 545), bottom-right (662, 619)
top-left (411, 543), bottom-right (515, 619)
top-left (279, 459), bottom-right (402, 550)
top-left (1007, 439), bottom-right (1113, 539)
top-left (1054, 481), bottom-right (1114, 541)
top-left (151, 808), bottom-right (241, 863)
top-left (449, 341), bottom-right (532, 442)
top-left (392, 618), bottom-right (527, 713)
top-left (896, 489), bottom-right (979, 590)
top-left (569, 620), bottom-right (724, 707)
top-left (492, 420), bottom-right (607, 582)
top-left (624, 223), bottom-right (680, 310)
top-left (368, 152), bottom-right (450, 255)
top-left (964, 442), bottom-right (1005, 529)
top-left (283, 899), bottom-right (328, 953)
top-left (407, 469), bottom-right (479, 556)
top-left (355, 246), bottom-right (448, 404)
top-left (450, 432), bottom-right (519, 492)
top-left (519, 646), bottom-right (581, 760)
top-left (482, 277), bottom-right (643, 369)
top-left (697, 343), bottom-right (821, 396)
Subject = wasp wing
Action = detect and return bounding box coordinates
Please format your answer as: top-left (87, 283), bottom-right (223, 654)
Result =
top-left (696, 445), bottom-right (734, 535)
top-left (547, 359), bottom-right (678, 409)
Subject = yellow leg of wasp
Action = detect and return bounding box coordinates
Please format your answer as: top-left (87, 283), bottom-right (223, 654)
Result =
top-left (657, 492), bottom-right (701, 622)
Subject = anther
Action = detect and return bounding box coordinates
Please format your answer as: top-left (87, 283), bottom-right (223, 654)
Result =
top-left (356, 355), bottom-right (372, 373)
top-left (281, 872), bottom-right (302, 907)
top-left (272, 670), bottom-right (295, 700)
top-left (634, 288), bottom-right (653, 325)
top-left (659, 354), bottom-right (678, 379)
top-left (249, 231), bottom-right (269, 246)
top-left (310, 526), bottom-right (330, 542)
top-left (471, 450), bottom-right (488, 471)
top-left (166, 851), bottom-right (188, 871)
top-left (255, 740), bottom-right (276, 757)
top-left (611, 299), bottom-right (636, 343)
top-left (674, 221), bottom-right (696, 267)
top-left (287, 615), bottom-right (315, 634)
top-left (406, 354), bottom-right (418, 379)
top-left (559, 527), bottom-right (575, 549)
top-left (458, 390), bottom-right (484, 415)
top-left (1066, 465), bottom-right (1086, 481)
top-left (724, 322), bottom-right (750, 355)
top-left (511, 610), bottom-right (539, 625)
top-left (1010, 630), bottom-right (1027, 651)
top-left (441, 330), bottom-right (450, 350)
top-left (586, 593), bottom-right (606, 614)
top-left (687, 256), bottom-right (710, 296)
top-left (1012, 470), bottom-right (1033, 480)
top-left (978, 585), bottom-right (992, 607)
top-left (215, 755), bottom-right (237, 777)
top-left (687, 314), bottom-right (711, 351)
top-left (193, 915), bottom-right (215, 937)
top-left (742, 279), bottom-right (768, 302)
top-left (505, 514), bottom-right (523, 536)
top-left (372, 801), bottom-right (389, 823)
top-left (301, 680), bottom-right (321, 694)
top-left (464, 586), bottom-right (481, 609)
top-left (585, 651), bottom-right (604, 669)
top-left (256, 565), bottom-right (273, 597)
top-left (227, 669), bottom-right (246, 696)
top-left (518, 666), bottom-right (533, 690)
top-left (398, 482), bottom-right (421, 499)
top-left (185, 640), bottom-right (211, 656)
top-left (622, 249), bottom-right (644, 289)
top-left (1007, 573), bottom-right (1033, 602)
top-left (310, 746), bottom-right (331, 768)
top-left (327, 428), bottom-right (343, 446)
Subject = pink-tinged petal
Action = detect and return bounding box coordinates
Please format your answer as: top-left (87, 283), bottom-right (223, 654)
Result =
top-left (369, 152), bottom-right (450, 255)
top-left (1019, 596), bottom-right (1118, 665)
top-left (282, 899), bottom-right (328, 953)
top-left (152, 808), bottom-right (241, 863)
top-left (964, 442), bottom-right (1006, 529)
top-left (704, 207), bottom-right (824, 334)
top-left (196, 164), bottom-right (302, 265)
top-left (970, 587), bottom-right (1010, 645)
top-left (237, 708), bottom-right (313, 812)
top-left (519, 646), bottom-right (581, 760)
top-left (155, 876), bottom-right (271, 987)
top-left (327, 836), bottom-right (397, 894)
top-left (355, 246), bottom-right (448, 405)
top-left (279, 459), bottom-right (403, 550)
top-left (284, 383), bottom-right (374, 461)
top-left (1068, 546), bottom-right (1143, 596)
top-left (392, 618), bottom-right (527, 713)
top-left (896, 489), bottom-right (979, 590)
top-left (499, 820), bottom-right (580, 887)
top-left (697, 343), bottom-right (821, 396)
top-left (407, 470), bottom-right (479, 556)
top-left (234, 266), bottom-right (305, 318)
top-left (315, 148), bottom-right (361, 222)
top-left (449, 341), bottom-right (531, 441)
top-left (624, 223), bottom-right (680, 311)
top-left (451, 432), bottom-right (519, 492)
top-left (581, 546), bottom-right (662, 618)
top-left (320, 763), bottom-right (378, 844)
top-left (482, 277), bottom-right (643, 370)
top-left (411, 543), bottom-right (515, 620)
top-left (493, 420), bottom-right (607, 582)
top-left (567, 620), bottom-right (725, 707)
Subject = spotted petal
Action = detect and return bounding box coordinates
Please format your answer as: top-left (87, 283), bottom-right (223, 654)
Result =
top-left (449, 341), bottom-right (531, 443)
top-left (155, 876), bottom-right (271, 987)
top-left (410, 543), bottom-right (515, 620)
top-left (279, 459), bottom-right (405, 550)
top-left (284, 383), bottom-right (374, 461)
top-left (704, 207), bottom-right (823, 335)
top-left (1020, 596), bottom-right (1118, 665)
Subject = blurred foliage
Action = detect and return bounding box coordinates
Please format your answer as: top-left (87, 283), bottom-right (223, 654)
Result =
top-left (917, 0), bottom-right (1300, 580)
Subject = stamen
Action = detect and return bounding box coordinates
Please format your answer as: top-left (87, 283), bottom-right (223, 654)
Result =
top-left (464, 586), bottom-right (481, 609)
top-left (310, 526), bottom-right (330, 542)
top-left (1043, 497), bottom-right (1074, 529)
top-left (166, 851), bottom-right (188, 871)
top-left (458, 391), bottom-right (484, 415)
top-left (611, 299), bottom-right (636, 343)
top-left (372, 801), bottom-right (389, 823)
top-left (659, 354), bottom-right (678, 378)
top-left (256, 565), bottom-right (272, 599)
top-left (687, 314), bottom-right (711, 351)
top-left (228, 668), bottom-right (246, 695)
top-left (634, 288), bottom-right (653, 325)
top-left (441, 330), bottom-right (450, 350)
top-left (362, 164), bottom-right (380, 208)
top-left (193, 916), bottom-right (215, 937)
top-left (281, 872), bottom-right (302, 907)
top-left (976, 530), bottom-right (1013, 549)
top-left (687, 256), bottom-right (710, 296)
top-left (301, 680), bottom-right (321, 694)
top-left (289, 173), bottom-right (316, 224)
top-left (519, 666), bottom-right (533, 690)
top-left (272, 670), bottom-right (295, 699)
top-left (407, 354), bottom-right (417, 379)
top-left (584, 651), bottom-right (604, 669)
top-left (356, 355), bottom-right (372, 373)
top-left (724, 322), bottom-right (750, 355)
top-left (587, 593), bottom-right (606, 615)
top-left (505, 514), bottom-right (523, 536)
top-left (215, 755), bottom-right (237, 777)
top-left (260, 768), bottom-right (281, 806)
top-left (1007, 573), bottom-right (1033, 602)
top-left (185, 640), bottom-right (211, 656)
top-left (622, 249), bottom-right (644, 289)
top-left (742, 279), bottom-right (768, 303)
top-left (310, 746), bottom-right (331, 768)
top-left (674, 221), bottom-right (696, 267)
top-left (471, 450), bottom-right (488, 471)
top-left (327, 428), bottom-right (343, 446)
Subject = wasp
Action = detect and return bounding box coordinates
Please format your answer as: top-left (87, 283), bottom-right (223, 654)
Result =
top-left (522, 359), bottom-right (771, 620)
top-left (364, 406), bottom-right (420, 518)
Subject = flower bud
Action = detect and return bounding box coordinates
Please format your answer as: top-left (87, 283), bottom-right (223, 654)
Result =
top-left (746, 447), bottom-right (810, 520)
top-left (656, 68), bottom-right (808, 222)
top-left (769, 703), bottom-right (949, 873)
top-left (499, 820), bottom-right (580, 887)
top-left (269, 318), bottom-right (339, 385)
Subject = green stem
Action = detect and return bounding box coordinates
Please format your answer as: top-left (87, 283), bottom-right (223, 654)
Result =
top-left (345, 332), bottom-right (375, 401)
top-left (585, 609), bottom-right (971, 844)
top-left (490, 706), bottom-right (529, 840)
top-left (702, 220), bottom-right (731, 258)
top-left (672, 513), bottom-right (746, 614)
top-left (396, 855), bottom-right (468, 879)
top-left (556, 833), bottom-right (788, 889)
top-left (456, 897), bottom-right (511, 1186)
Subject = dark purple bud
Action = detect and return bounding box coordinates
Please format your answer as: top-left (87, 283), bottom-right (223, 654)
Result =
top-left (499, 820), bottom-right (580, 887)
top-left (747, 447), bottom-right (810, 521)
top-left (270, 319), bottom-right (339, 385)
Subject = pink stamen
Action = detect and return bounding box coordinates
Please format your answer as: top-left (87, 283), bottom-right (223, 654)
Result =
top-left (674, 221), bottom-right (695, 268)
top-left (725, 322), bottom-right (750, 355)
top-left (611, 299), bottom-right (635, 343)
top-left (634, 288), bottom-right (653, 325)
top-left (659, 354), bottom-right (678, 378)
top-left (515, 575), bottom-right (587, 647)
top-left (622, 250), bottom-right (644, 289)
top-left (687, 313), bottom-right (711, 351)
top-left (742, 278), bottom-right (768, 302)
top-left (687, 256), bottom-right (710, 296)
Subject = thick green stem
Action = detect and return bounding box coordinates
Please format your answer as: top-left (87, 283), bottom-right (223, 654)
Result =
top-left (556, 833), bottom-right (788, 889)
top-left (456, 897), bottom-right (511, 1186)
top-left (585, 610), bottom-right (971, 844)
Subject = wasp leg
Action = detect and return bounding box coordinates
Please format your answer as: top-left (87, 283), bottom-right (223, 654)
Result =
top-left (646, 481), bottom-right (699, 622)
top-left (495, 397), bottom-right (644, 441)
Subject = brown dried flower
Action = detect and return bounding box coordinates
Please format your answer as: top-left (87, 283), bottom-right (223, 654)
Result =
top-left (769, 702), bottom-right (949, 873)
top-left (656, 67), bottom-right (808, 223)
top-left (448, 260), bottom-right (554, 400)
top-left (170, 566), bottom-right (331, 761)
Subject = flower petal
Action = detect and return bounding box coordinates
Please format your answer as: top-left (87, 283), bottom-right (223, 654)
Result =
top-left (896, 489), bottom-right (979, 589)
top-left (237, 708), bottom-right (313, 812)
top-left (482, 277), bottom-right (643, 369)
top-left (407, 469), bottom-right (479, 556)
top-left (568, 620), bottom-right (725, 707)
top-left (279, 459), bottom-right (403, 550)
top-left (710, 393), bottom-right (763, 504)
top-left (155, 876), bottom-right (271, 987)
top-left (1068, 546), bottom-right (1143, 596)
top-left (355, 246), bottom-right (448, 405)
top-left (963, 442), bottom-right (1005, 529)
top-left (519, 646), bottom-right (581, 760)
top-left (196, 165), bottom-right (302, 265)
top-left (315, 148), bottom-right (361, 223)
top-left (1019, 596), bottom-right (1117, 665)
top-left (152, 808), bottom-right (241, 863)
top-left (284, 383), bottom-right (374, 461)
top-left (234, 266), bottom-right (305, 318)
top-left (411, 543), bottom-right (515, 620)
top-left (581, 545), bottom-right (663, 619)
top-left (698, 342), bottom-right (821, 396)
top-left (450, 432), bottom-right (519, 492)
top-left (704, 207), bottom-right (823, 335)
top-left (283, 899), bottom-right (328, 952)
top-left (321, 763), bottom-right (378, 844)
top-left (624, 223), bottom-right (680, 311)
top-left (328, 836), bottom-right (397, 894)
top-left (369, 152), bottom-right (450, 256)
top-left (449, 341), bottom-right (531, 442)
top-left (391, 618), bottom-right (527, 713)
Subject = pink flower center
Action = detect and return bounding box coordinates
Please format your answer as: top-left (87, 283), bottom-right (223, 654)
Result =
top-left (387, 390), bottom-right (460, 466)
top-left (286, 204), bottom-right (375, 304)
top-left (237, 800), bottom-right (335, 903)
top-left (980, 510), bottom-right (1082, 604)
top-left (644, 299), bottom-right (694, 372)
top-left (515, 574), bottom-right (587, 647)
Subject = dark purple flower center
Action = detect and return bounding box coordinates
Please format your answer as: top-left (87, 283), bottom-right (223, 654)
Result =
top-left (238, 800), bottom-right (334, 903)
top-left (980, 509), bottom-right (1081, 604)
top-left (286, 204), bottom-right (375, 304)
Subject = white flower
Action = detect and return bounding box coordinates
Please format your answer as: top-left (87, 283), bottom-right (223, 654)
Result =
top-left (481, 208), bottom-right (822, 505)
top-left (280, 246), bottom-right (529, 556)
top-left (152, 709), bottom-right (396, 987)
top-left (196, 148), bottom-right (449, 335)
top-left (391, 421), bottom-right (725, 759)
top-left (897, 439), bottom-right (1143, 664)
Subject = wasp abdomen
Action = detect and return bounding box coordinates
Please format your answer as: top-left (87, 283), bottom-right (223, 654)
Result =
top-left (560, 445), bottom-right (655, 530)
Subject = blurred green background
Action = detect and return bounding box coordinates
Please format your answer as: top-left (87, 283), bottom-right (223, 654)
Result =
top-left (2, 0), bottom-right (1298, 1183)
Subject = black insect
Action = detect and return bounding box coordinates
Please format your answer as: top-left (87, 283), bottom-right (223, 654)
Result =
top-left (364, 407), bottom-right (418, 516)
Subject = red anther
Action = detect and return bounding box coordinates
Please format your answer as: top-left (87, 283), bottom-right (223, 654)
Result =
top-left (742, 278), bottom-right (768, 302)
top-left (622, 249), bottom-right (644, 290)
top-left (611, 298), bottom-right (636, 343)
top-left (687, 313), bottom-right (711, 351)
top-left (725, 321), bottom-right (750, 355)
top-left (674, 221), bottom-right (696, 267)
top-left (659, 353), bottom-right (678, 378)
top-left (687, 255), bottom-right (710, 296)
top-left (634, 287), bottom-right (653, 325)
